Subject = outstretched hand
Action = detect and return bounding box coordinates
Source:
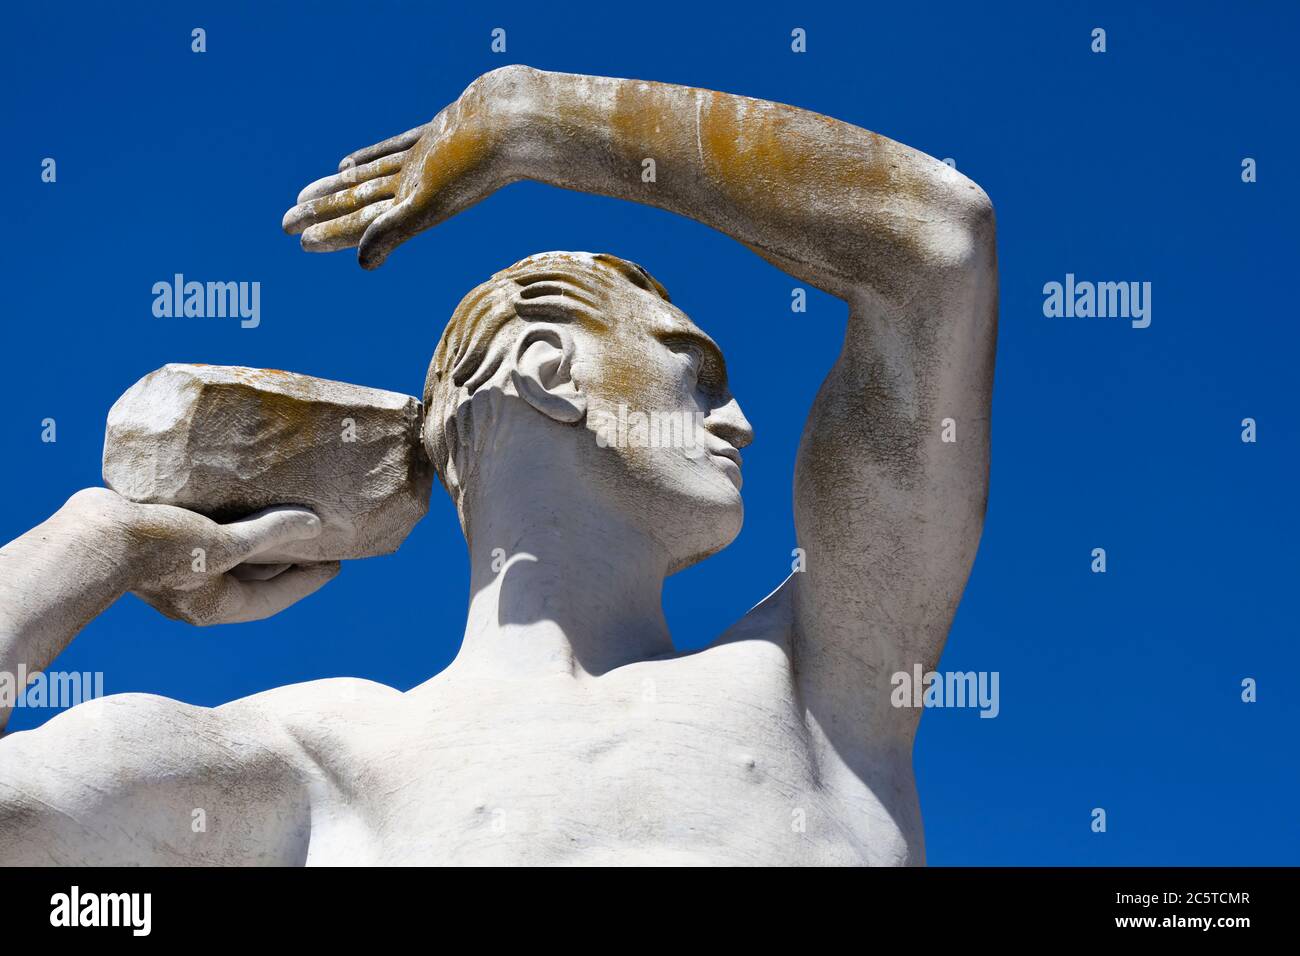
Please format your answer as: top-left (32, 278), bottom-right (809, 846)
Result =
top-left (282, 66), bottom-right (535, 269)
top-left (281, 121), bottom-right (428, 263)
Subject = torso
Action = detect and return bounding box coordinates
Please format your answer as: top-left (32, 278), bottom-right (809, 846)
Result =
top-left (35, 588), bottom-right (921, 866)
top-left (252, 615), bottom-right (920, 866)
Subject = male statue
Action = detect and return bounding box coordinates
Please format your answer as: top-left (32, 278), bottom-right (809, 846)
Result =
top-left (0, 66), bottom-right (996, 865)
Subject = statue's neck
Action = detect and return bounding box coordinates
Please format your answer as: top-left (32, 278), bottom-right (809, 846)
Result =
top-left (454, 496), bottom-right (674, 679)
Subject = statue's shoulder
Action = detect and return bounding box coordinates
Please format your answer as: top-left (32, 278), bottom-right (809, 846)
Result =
top-left (19, 679), bottom-right (402, 745)
top-left (5, 692), bottom-right (214, 758)
top-left (224, 677), bottom-right (405, 731)
top-left (3, 689), bottom-right (314, 795)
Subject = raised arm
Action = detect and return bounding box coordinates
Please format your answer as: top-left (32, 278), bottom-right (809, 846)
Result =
top-left (284, 65), bottom-right (997, 750)
top-left (284, 65), bottom-right (991, 293)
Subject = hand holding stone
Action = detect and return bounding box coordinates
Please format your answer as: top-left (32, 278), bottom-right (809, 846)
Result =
top-left (64, 488), bottom-right (338, 627)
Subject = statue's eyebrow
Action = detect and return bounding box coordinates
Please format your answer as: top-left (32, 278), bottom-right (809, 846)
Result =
top-left (653, 328), bottom-right (728, 389)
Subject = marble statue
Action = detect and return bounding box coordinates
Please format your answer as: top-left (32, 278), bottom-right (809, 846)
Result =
top-left (0, 66), bottom-right (997, 865)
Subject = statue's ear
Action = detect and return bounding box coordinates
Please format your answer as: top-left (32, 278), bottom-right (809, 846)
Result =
top-left (509, 325), bottom-right (587, 424)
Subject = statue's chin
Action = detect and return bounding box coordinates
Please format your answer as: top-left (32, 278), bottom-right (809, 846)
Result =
top-left (584, 448), bottom-right (745, 572)
top-left (661, 497), bottom-right (744, 577)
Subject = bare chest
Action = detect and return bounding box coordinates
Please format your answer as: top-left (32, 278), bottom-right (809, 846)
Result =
top-left (296, 644), bottom-right (905, 865)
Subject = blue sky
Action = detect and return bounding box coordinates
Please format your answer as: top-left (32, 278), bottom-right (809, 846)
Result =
top-left (3, 1), bottom-right (1296, 864)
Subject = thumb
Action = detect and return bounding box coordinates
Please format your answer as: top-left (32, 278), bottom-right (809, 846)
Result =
top-left (217, 506), bottom-right (322, 569)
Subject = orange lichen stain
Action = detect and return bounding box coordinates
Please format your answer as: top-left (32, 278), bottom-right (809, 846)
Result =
top-left (413, 102), bottom-right (497, 206)
top-left (698, 90), bottom-right (893, 203)
top-left (610, 82), bottom-right (674, 162)
top-left (588, 335), bottom-right (654, 404)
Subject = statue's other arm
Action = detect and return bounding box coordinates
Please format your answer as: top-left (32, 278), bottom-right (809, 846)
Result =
top-left (0, 490), bottom-right (334, 862)
top-left (285, 65), bottom-right (997, 751)
top-left (0, 488), bottom-right (333, 733)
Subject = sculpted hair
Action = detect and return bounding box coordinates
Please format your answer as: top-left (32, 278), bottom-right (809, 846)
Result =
top-left (422, 251), bottom-right (671, 516)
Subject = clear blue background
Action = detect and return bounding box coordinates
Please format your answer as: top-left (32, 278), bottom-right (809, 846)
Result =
top-left (3, 1), bottom-right (1296, 865)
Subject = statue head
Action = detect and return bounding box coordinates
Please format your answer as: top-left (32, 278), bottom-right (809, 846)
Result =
top-left (423, 251), bottom-right (753, 573)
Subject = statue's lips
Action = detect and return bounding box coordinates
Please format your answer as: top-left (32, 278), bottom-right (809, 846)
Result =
top-left (709, 445), bottom-right (742, 468)
top-left (708, 445), bottom-right (743, 490)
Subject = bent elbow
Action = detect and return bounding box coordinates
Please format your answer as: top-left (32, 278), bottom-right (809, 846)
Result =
top-left (923, 184), bottom-right (997, 277)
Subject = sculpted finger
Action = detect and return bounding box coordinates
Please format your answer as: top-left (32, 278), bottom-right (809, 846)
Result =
top-left (296, 153), bottom-right (406, 205)
top-left (133, 578), bottom-right (241, 627)
top-left (301, 200), bottom-right (394, 253)
top-left (357, 196), bottom-right (418, 270)
top-left (283, 175), bottom-right (398, 235)
top-left (232, 562), bottom-right (341, 622)
top-left (229, 562), bottom-right (291, 582)
top-left (135, 561), bottom-right (337, 626)
top-left (340, 124), bottom-right (428, 171)
top-left (216, 506), bottom-right (321, 569)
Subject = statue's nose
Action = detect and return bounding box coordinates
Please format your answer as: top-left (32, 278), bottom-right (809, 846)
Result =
top-left (705, 396), bottom-right (754, 450)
